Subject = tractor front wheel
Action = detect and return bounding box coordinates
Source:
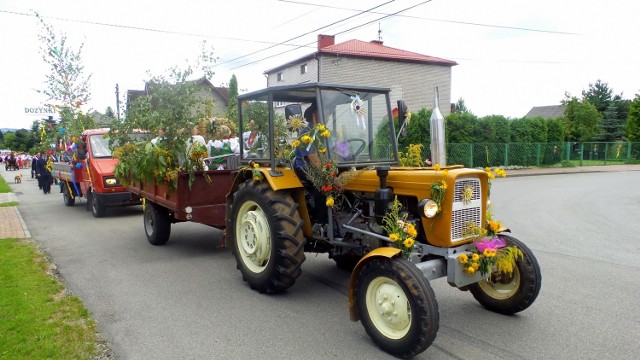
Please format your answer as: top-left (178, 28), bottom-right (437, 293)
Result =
top-left (468, 234), bottom-right (542, 314)
top-left (356, 257), bottom-right (439, 359)
top-left (229, 180), bottom-right (305, 294)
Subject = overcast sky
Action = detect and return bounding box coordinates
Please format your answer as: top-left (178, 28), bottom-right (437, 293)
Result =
top-left (1, 0), bottom-right (639, 130)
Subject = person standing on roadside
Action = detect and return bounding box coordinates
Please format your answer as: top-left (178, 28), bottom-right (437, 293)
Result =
top-left (36, 153), bottom-right (51, 194)
top-left (31, 152), bottom-right (39, 179)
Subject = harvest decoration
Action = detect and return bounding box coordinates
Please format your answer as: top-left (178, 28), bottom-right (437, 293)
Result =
top-left (460, 215), bottom-right (522, 280)
top-left (290, 123), bottom-right (361, 208)
top-left (381, 196), bottom-right (417, 258)
top-left (429, 163), bottom-right (448, 215)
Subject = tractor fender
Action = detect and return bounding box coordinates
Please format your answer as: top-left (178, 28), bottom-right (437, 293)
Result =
top-left (347, 247), bottom-right (402, 322)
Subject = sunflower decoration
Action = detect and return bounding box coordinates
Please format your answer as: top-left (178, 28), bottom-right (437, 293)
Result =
top-left (250, 161), bottom-right (263, 181)
top-left (459, 222), bottom-right (523, 279)
top-left (382, 196), bottom-right (417, 258)
top-left (350, 94), bottom-right (367, 130)
top-left (429, 164), bottom-right (448, 216)
top-left (287, 114), bottom-right (308, 135)
top-left (291, 123), bottom-right (361, 208)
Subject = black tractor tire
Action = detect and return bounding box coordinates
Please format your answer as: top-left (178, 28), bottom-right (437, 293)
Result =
top-left (143, 202), bottom-right (171, 245)
top-left (90, 192), bottom-right (106, 218)
top-left (62, 183), bottom-right (75, 207)
top-left (229, 180), bottom-right (306, 294)
top-left (356, 256), bottom-right (439, 359)
top-left (468, 234), bottom-right (542, 315)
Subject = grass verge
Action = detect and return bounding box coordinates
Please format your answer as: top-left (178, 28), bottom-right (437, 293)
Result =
top-left (0, 238), bottom-right (107, 359)
top-left (0, 174), bottom-right (11, 193)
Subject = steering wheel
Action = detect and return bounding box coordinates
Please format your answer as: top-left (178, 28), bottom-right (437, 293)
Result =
top-left (346, 138), bottom-right (366, 158)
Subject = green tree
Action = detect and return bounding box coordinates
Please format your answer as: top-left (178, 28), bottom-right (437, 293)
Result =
top-left (545, 118), bottom-right (564, 142)
top-left (476, 115), bottom-right (510, 143)
top-left (509, 118), bottom-right (533, 143)
top-left (105, 106), bottom-right (116, 120)
top-left (399, 108), bottom-right (431, 150)
top-left (562, 95), bottom-right (601, 141)
top-left (627, 94), bottom-right (640, 141)
top-left (0, 130), bottom-right (4, 147)
top-left (446, 112), bottom-right (477, 143)
top-left (595, 102), bottom-right (626, 141)
top-left (35, 12), bottom-right (94, 144)
top-left (454, 97), bottom-right (472, 114)
top-left (226, 74), bottom-right (239, 123)
top-left (581, 79), bottom-right (612, 114)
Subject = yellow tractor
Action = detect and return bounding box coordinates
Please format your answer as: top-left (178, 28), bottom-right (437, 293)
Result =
top-left (226, 83), bottom-right (541, 358)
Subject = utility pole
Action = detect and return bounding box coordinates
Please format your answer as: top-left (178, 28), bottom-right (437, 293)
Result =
top-left (115, 84), bottom-right (121, 121)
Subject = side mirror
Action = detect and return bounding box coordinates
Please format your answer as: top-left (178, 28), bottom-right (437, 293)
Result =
top-left (285, 104), bottom-right (302, 120)
top-left (397, 100), bottom-right (408, 136)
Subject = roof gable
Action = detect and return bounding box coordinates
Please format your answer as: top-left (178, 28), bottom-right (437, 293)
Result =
top-left (525, 105), bottom-right (565, 119)
top-left (319, 39), bottom-right (457, 66)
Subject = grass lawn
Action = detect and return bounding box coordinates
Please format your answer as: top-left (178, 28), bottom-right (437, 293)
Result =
top-left (0, 174), bottom-right (107, 359)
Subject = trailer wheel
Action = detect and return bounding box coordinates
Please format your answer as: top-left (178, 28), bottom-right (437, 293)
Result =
top-left (468, 234), bottom-right (541, 314)
top-left (90, 192), bottom-right (106, 218)
top-left (229, 180), bottom-right (305, 294)
top-left (356, 257), bottom-right (439, 358)
top-left (143, 202), bottom-right (171, 245)
top-left (62, 183), bottom-right (75, 207)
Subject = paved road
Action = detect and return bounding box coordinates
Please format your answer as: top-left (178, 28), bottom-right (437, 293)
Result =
top-left (3, 166), bottom-right (639, 359)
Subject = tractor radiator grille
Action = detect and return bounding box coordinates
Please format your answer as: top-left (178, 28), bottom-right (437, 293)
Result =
top-left (451, 178), bottom-right (482, 242)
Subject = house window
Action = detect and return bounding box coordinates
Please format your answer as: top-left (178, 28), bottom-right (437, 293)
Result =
top-left (277, 72), bottom-right (284, 82)
top-left (300, 64), bottom-right (307, 74)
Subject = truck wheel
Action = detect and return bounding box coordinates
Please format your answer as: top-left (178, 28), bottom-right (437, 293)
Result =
top-left (90, 192), bottom-right (106, 218)
top-left (468, 234), bottom-right (541, 314)
top-left (62, 184), bottom-right (75, 207)
top-left (356, 257), bottom-right (439, 358)
top-left (143, 202), bottom-right (171, 245)
top-left (230, 180), bottom-right (305, 294)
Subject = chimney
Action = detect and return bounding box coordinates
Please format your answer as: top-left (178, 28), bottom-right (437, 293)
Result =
top-left (318, 34), bottom-right (335, 50)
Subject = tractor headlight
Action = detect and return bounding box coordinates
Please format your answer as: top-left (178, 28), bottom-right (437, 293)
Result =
top-left (418, 199), bottom-right (439, 218)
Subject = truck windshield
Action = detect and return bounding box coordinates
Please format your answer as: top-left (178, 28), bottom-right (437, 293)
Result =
top-left (90, 133), bottom-right (148, 158)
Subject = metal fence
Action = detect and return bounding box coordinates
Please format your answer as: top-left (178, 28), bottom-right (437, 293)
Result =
top-left (423, 142), bottom-right (640, 168)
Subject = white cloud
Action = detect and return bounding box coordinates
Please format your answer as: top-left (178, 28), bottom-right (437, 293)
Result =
top-left (1, 0), bottom-right (639, 130)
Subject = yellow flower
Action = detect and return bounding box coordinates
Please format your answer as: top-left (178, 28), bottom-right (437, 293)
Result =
top-left (434, 164), bottom-right (441, 171)
top-left (464, 266), bottom-right (476, 274)
top-left (488, 172), bottom-right (496, 180)
top-left (443, 169), bottom-right (449, 176)
top-left (458, 253), bottom-right (469, 264)
top-left (320, 130), bottom-right (331, 138)
top-left (325, 197), bottom-right (335, 207)
top-left (316, 124), bottom-right (326, 131)
top-left (389, 233), bottom-right (400, 241)
top-left (253, 163), bottom-right (259, 168)
top-left (485, 167), bottom-right (491, 173)
top-left (319, 147), bottom-right (327, 154)
top-left (472, 262), bottom-right (480, 270)
top-left (403, 238), bottom-right (415, 248)
top-left (439, 180), bottom-right (448, 190)
top-left (483, 249), bottom-right (496, 257)
top-left (488, 221), bottom-right (502, 233)
top-left (291, 139), bottom-right (301, 147)
top-left (471, 253), bottom-right (480, 261)
top-left (301, 135), bottom-right (312, 144)
top-left (253, 175), bottom-right (261, 181)
top-left (406, 224), bottom-right (417, 238)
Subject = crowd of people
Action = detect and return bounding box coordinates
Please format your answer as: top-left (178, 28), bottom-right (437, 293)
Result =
top-left (2, 150), bottom-right (60, 195)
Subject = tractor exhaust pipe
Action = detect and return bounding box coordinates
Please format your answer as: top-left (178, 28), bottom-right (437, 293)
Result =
top-left (430, 87), bottom-right (446, 166)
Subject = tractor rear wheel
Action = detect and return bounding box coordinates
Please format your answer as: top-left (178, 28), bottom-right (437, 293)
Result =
top-left (468, 234), bottom-right (541, 314)
top-left (229, 180), bottom-right (305, 294)
top-left (356, 257), bottom-right (439, 358)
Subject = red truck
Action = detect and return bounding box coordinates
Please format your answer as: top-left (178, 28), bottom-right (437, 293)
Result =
top-left (52, 128), bottom-right (143, 217)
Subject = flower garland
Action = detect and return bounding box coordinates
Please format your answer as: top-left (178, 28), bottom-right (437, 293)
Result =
top-left (290, 123), bottom-right (361, 208)
top-left (381, 196), bottom-right (417, 258)
top-left (430, 163), bottom-right (448, 215)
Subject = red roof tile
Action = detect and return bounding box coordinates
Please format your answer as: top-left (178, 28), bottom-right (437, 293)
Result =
top-left (319, 39), bottom-right (457, 66)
